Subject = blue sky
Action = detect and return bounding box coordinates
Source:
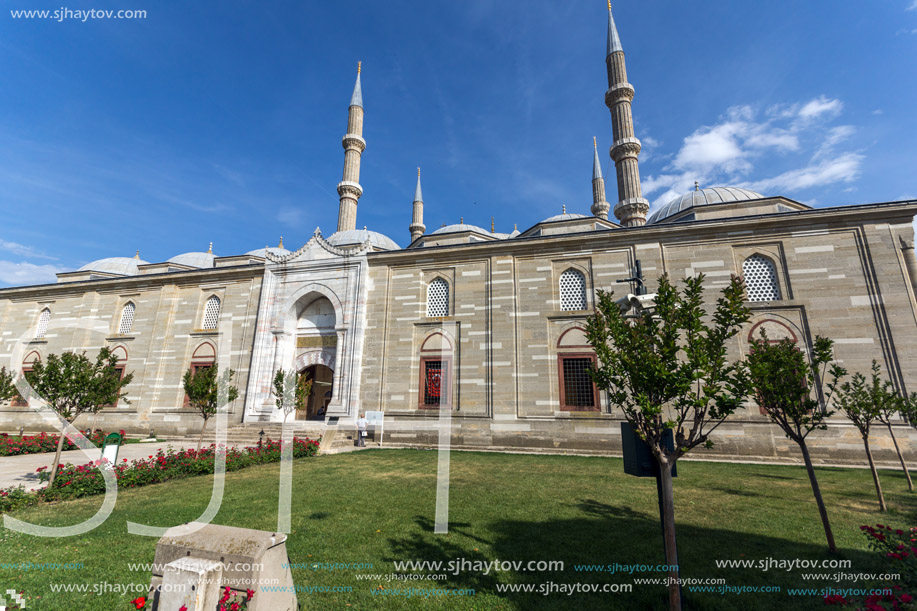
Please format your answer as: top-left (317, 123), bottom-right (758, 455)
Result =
top-left (1, 0), bottom-right (916, 286)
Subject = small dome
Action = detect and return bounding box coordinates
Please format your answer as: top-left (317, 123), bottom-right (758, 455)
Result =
top-left (78, 257), bottom-right (148, 276)
top-left (431, 223), bottom-right (490, 236)
top-left (168, 251), bottom-right (216, 268)
top-left (326, 229), bottom-right (400, 251)
top-left (245, 247), bottom-right (291, 258)
top-left (648, 187), bottom-right (765, 224)
top-left (540, 212), bottom-right (587, 223)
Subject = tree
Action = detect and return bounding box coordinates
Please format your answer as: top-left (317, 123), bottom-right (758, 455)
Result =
top-left (183, 364), bottom-right (239, 450)
top-left (586, 273), bottom-right (751, 611)
top-left (745, 333), bottom-right (841, 553)
top-left (876, 378), bottom-right (914, 492)
top-left (829, 361), bottom-right (888, 511)
top-left (271, 369), bottom-right (311, 425)
top-left (24, 347), bottom-right (132, 489)
top-left (0, 366), bottom-right (16, 402)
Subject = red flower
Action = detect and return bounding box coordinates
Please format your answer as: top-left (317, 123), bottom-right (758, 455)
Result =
top-left (180, 606), bottom-right (188, 611)
top-left (246, 588), bottom-right (255, 600)
top-left (131, 596), bottom-right (146, 609)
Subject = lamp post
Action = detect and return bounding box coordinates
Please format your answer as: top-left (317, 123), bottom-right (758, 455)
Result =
top-left (259, 429), bottom-right (265, 447)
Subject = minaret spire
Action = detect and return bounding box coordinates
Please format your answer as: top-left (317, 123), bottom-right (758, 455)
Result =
top-left (591, 137), bottom-right (610, 219)
top-left (605, 4), bottom-right (649, 227)
top-left (337, 62), bottom-right (366, 232)
top-left (409, 167), bottom-right (426, 243)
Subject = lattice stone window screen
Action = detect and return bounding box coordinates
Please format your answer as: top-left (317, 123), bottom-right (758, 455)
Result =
top-left (35, 308), bottom-right (51, 339)
top-left (202, 296), bottom-right (221, 330)
top-left (742, 255), bottom-right (781, 302)
top-left (427, 278), bottom-right (449, 317)
top-left (559, 269), bottom-right (587, 311)
top-left (118, 302), bottom-right (136, 335)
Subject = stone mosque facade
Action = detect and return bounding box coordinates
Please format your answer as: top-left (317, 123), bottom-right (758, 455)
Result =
top-left (2, 8), bottom-right (916, 463)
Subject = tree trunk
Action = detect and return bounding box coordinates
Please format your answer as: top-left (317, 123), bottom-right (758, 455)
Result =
top-left (46, 424), bottom-right (68, 490)
top-left (197, 418), bottom-right (208, 451)
top-left (659, 459), bottom-right (682, 611)
top-left (798, 441), bottom-right (837, 553)
top-left (862, 436), bottom-right (887, 511)
top-left (886, 422), bottom-right (913, 491)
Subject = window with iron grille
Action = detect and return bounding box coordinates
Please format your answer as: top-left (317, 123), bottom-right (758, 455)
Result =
top-left (427, 278), bottom-right (449, 317)
top-left (561, 357), bottom-right (596, 409)
top-left (202, 296), bottom-right (221, 330)
top-left (742, 255), bottom-right (781, 302)
top-left (35, 308), bottom-right (51, 339)
top-left (559, 269), bottom-right (587, 311)
top-left (118, 302), bottom-right (135, 335)
top-left (422, 360), bottom-right (446, 406)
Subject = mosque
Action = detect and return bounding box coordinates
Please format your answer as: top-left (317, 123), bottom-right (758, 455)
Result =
top-left (2, 7), bottom-right (915, 463)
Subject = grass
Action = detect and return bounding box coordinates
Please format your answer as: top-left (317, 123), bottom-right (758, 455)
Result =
top-left (0, 449), bottom-right (914, 610)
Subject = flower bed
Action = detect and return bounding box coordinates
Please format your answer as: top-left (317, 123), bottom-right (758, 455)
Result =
top-left (0, 437), bottom-right (319, 513)
top-left (0, 429), bottom-right (125, 457)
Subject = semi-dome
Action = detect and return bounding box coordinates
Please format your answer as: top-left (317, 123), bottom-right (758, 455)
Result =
top-left (326, 229), bottom-right (399, 251)
top-left (540, 212), bottom-right (587, 223)
top-left (648, 187), bottom-right (764, 224)
top-left (431, 223), bottom-right (490, 236)
top-left (78, 256), bottom-right (149, 276)
top-left (245, 247), bottom-right (291, 258)
top-left (168, 251), bottom-right (216, 268)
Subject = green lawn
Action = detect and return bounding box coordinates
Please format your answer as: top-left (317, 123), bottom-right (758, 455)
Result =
top-left (0, 449), bottom-right (914, 610)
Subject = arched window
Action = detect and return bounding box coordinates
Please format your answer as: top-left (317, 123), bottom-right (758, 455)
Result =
top-left (418, 333), bottom-right (453, 408)
top-left (35, 308), bottom-right (51, 339)
top-left (742, 255), bottom-right (781, 302)
top-left (427, 278), bottom-right (449, 318)
top-left (202, 296), bottom-right (221, 330)
top-left (105, 347), bottom-right (129, 407)
top-left (557, 327), bottom-right (599, 412)
top-left (118, 302), bottom-right (136, 335)
top-left (12, 352), bottom-right (41, 407)
top-left (184, 343), bottom-right (216, 407)
top-left (559, 269), bottom-right (587, 311)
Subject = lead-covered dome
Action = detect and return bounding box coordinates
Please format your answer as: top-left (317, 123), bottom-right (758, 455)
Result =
top-left (327, 229), bottom-right (399, 251)
top-left (78, 256), bottom-right (149, 276)
top-left (168, 251), bottom-right (216, 268)
top-left (245, 247), bottom-right (291, 258)
top-left (431, 223), bottom-right (490, 236)
top-left (540, 212), bottom-right (587, 223)
top-left (648, 187), bottom-right (764, 224)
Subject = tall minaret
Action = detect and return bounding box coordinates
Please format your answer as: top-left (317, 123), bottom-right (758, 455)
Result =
top-left (409, 167), bottom-right (426, 243)
top-left (591, 137), bottom-right (610, 220)
top-left (337, 62), bottom-right (365, 233)
top-left (605, 4), bottom-right (649, 227)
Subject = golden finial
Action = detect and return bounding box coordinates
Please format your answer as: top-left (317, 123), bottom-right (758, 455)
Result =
top-left (207, 242), bottom-right (213, 254)
top-left (608, 0), bottom-right (612, 11)
top-left (278, 236), bottom-right (284, 248)
top-left (460, 217), bottom-right (464, 224)
top-left (514, 223), bottom-right (517, 231)
top-left (695, 181), bottom-right (699, 191)
top-left (491, 217), bottom-right (495, 233)
top-left (134, 250), bottom-right (140, 259)
top-left (593, 136), bottom-right (597, 149)
top-left (417, 167), bottom-right (421, 177)
top-left (357, 61), bottom-right (361, 74)
top-left (562, 204), bottom-right (567, 214)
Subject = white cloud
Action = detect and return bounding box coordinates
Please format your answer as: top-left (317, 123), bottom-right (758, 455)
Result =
top-left (797, 96), bottom-right (843, 121)
top-left (0, 239), bottom-right (56, 260)
top-left (908, 1), bottom-right (917, 11)
top-left (744, 153), bottom-right (863, 192)
top-left (643, 95), bottom-right (862, 208)
top-left (0, 260), bottom-right (66, 286)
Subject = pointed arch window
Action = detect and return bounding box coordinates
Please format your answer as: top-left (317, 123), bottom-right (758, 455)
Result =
top-left (418, 332), bottom-right (453, 409)
top-left (742, 255), bottom-right (781, 302)
top-left (35, 308), bottom-right (51, 339)
top-left (118, 302), bottom-right (136, 335)
top-left (202, 296), bottom-right (221, 330)
top-left (11, 351), bottom-right (41, 407)
top-left (557, 327), bottom-right (599, 412)
top-left (559, 269), bottom-right (587, 311)
top-left (427, 278), bottom-right (450, 318)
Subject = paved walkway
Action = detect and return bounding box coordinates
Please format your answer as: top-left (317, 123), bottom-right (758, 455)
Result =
top-left (0, 441), bottom-right (197, 492)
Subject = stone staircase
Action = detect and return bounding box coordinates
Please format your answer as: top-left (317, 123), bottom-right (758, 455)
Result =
top-left (175, 422), bottom-right (381, 453)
